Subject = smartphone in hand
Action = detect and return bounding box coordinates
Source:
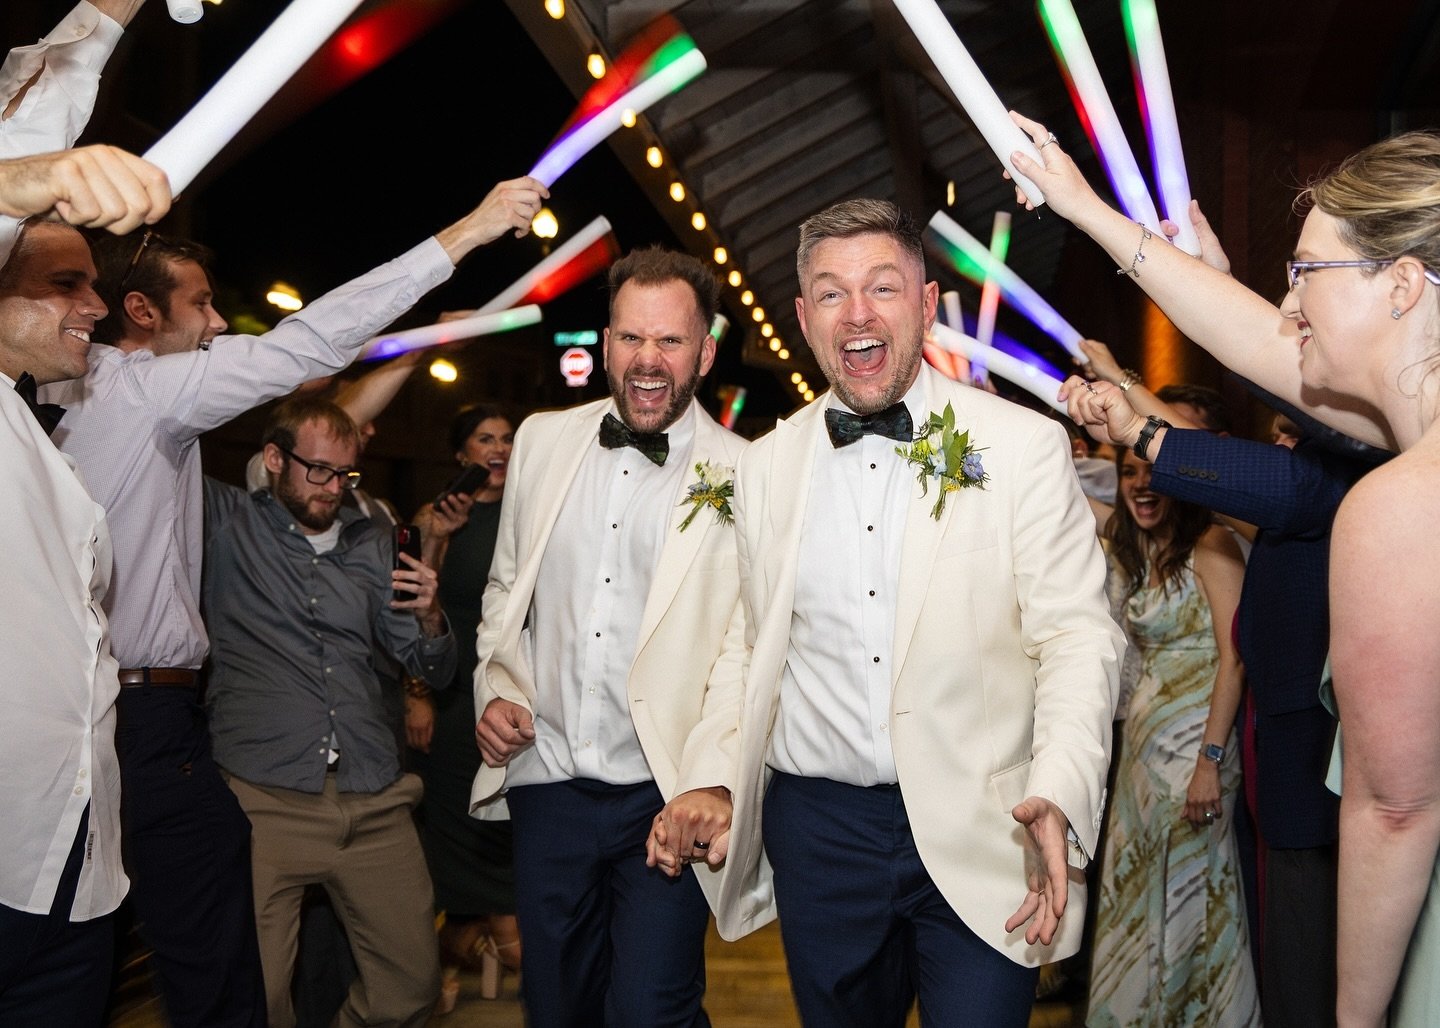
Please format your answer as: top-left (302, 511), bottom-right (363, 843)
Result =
top-left (432, 464), bottom-right (489, 510)
top-left (393, 524), bottom-right (422, 599)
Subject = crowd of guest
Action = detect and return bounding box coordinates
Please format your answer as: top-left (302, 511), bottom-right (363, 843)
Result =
top-left (6, 4), bottom-right (1440, 1028)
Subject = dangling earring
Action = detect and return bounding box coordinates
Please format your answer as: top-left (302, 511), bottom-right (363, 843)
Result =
top-left (1392, 307), bottom-right (1404, 320)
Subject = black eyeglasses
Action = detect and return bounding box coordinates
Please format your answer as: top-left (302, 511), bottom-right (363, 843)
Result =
top-left (1286, 259), bottom-right (1440, 290)
top-left (278, 447), bottom-right (362, 489)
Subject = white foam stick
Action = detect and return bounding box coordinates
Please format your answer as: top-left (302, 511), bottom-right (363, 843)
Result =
top-left (1039, 0), bottom-right (1160, 233)
top-left (939, 290), bottom-right (963, 331)
top-left (1124, 0), bottom-right (1198, 254)
top-left (145, 0), bottom-right (367, 195)
top-left (930, 323), bottom-right (1065, 412)
top-left (476, 216), bottom-right (612, 313)
top-left (890, 0), bottom-right (1045, 206)
top-left (928, 211), bottom-right (1083, 357)
top-left (528, 47), bottom-right (707, 188)
top-left (359, 305), bottom-right (542, 361)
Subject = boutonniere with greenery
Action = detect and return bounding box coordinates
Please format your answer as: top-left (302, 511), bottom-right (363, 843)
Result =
top-left (677, 461), bottom-right (735, 531)
top-left (896, 402), bottom-right (989, 520)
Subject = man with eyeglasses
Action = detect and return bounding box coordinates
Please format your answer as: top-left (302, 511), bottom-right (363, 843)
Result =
top-left (201, 396), bottom-right (456, 1026)
top-left (37, 175), bottom-right (546, 1027)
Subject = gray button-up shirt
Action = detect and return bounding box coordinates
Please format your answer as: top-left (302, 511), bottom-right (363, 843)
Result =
top-left (202, 479), bottom-right (456, 794)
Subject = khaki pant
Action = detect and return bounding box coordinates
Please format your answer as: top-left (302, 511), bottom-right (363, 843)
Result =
top-left (227, 773), bottom-right (439, 1028)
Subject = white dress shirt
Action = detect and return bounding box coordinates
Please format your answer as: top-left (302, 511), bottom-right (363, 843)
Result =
top-left (0, 373), bottom-right (125, 920)
top-left (0, 2), bottom-right (124, 260)
top-left (508, 403), bottom-right (696, 787)
top-left (768, 382), bottom-right (927, 786)
top-left (41, 237), bottom-right (453, 669)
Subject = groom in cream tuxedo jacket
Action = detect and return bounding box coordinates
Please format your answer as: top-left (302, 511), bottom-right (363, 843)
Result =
top-left (469, 247), bottom-right (746, 1027)
top-left (653, 200), bottom-right (1121, 1027)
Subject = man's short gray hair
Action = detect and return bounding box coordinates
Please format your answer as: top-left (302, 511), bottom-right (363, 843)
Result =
top-left (795, 198), bottom-right (925, 285)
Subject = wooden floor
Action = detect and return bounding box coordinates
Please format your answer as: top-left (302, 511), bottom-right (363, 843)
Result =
top-left (110, 920), bottom-right (1082, 1027)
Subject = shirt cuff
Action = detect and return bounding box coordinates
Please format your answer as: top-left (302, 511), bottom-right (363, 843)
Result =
top-left (397, 236), bottom-right (455, 295)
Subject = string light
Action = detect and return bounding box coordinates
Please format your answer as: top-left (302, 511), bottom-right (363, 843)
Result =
top-left (751, 307), bottom-right (765, 322)
top-left (790, 372), bottom-right (802, 384)
top-left (778, 348), bottom-right (790, 359)
top-left (531, 207), bottom-right (559, 239)
top-left (727, 270), bottom-right (742, 287)
top-left (544, 0), bottom-right (564, 18)
top-left (690, 211), bottom-right (706, 230)
top-left (739, 289), bottom-right (754, 306)
top-left (760, 323), bottom-right (773, 337)
top-left (266, 282), bottom-right (303, 312)
top-left (768, 338), bottom-right (781, 352)
top-left (586, 52), bottom-right (606, 79)
top-left (645, 146), bottom-right (663, 168)
top-left (713, 247), bottom-right (727, 264)
top-left (669, 182), bottom-right (685, 202)
top-left (620, 108), bottom-right (637, 128)
top-left (429, 358), bottom-right (458, 383)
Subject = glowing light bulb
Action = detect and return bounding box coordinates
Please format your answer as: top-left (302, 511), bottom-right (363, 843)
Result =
top-left (544, 0), bottom-right (564, 18)
top-left (778, 348), bottom-right (790, 360)
top-left (531, 207), bottom-right (559, 239)
top-left (669, 182), bottom-right (685, 202)
top-left (790, 372), bottom-right (802, 384)
top-left (803, 389), bottom-right (814, 401)
top-left (740, 289), bottom-right (754, 306)
top-left (429, 359), bottom-right (458, 383)
top-left (751, 307), bottom-right (765, 322)
top-left (645, 146), bottom-right (663, 168)
top-left (760, 323), bottom-right (774, 338)
top-left (266, 282), bottom-right (303, 312)
top-left (768, 338), bottom-right (781, 352)
top-left (586, 52), bottom-right (606, 79)
top-left (690, 211), bottom-right (706, 230)
top-left (727, 270), bottom-right (742, 287)
top-left (620, 109), bottom-right (637, 128)
top-left (713, 247), bottom-right (727, 265)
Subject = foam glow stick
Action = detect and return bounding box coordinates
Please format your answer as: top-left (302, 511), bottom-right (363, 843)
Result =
top-left (145, 0), bottom-right (367, 195)
top-left (974, 211), bottom-right (1012, 383)
top-left (1037, 0), bottom-right (1161, 233)
top-left (476, 216), bottom-right (615, 313)
top-left (529, 37), bottom-right (706, 188)
top-left (1122, 0), bottom-right (1198, 254)
top-left (931, 323), bottom-right (1065, 412)
top-left (891, 0), bottom-right (1045, 206)
top-left (927, 211), bottom-right (1083, 357)
top-left (933, 291), bottom-right (967, 382)
top-left (360, 306), bottom-right (541, 361)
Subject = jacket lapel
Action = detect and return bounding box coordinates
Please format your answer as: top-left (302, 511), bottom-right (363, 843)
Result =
top-left (891, 370), bottom-right (965, 678)
top-left (632, 406), bottom-right (731, 657)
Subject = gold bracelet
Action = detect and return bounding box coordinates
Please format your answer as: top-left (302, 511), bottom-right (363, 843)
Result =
top-left (1116, 225), bottom-right (1152, 278)
top-left (1118, 369), bottom-right (1141, 391)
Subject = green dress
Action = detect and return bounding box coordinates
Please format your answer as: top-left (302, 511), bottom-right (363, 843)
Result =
top-left (1087, 561), bottom-right (1260, 1027)
top-left (414, 499), bottom-right (514, 917)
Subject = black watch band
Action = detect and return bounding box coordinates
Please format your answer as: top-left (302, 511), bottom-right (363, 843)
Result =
top-left (1133, 416), bottom-right (1171, 461)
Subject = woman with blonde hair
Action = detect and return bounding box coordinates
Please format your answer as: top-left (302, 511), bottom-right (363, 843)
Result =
top-left (1024, 116), bottom-right (1440, 1026)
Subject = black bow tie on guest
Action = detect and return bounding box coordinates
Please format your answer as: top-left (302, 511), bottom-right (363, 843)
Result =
top-left (13, 372), bottom-right (65, 437)
top-left (598, 412), bottom-right (669, 466)
top-left (824, 402), bottom-right (913, 448)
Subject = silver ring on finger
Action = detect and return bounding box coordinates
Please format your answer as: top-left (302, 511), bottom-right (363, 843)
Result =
top-left (1084, 382), bottom-right (1097, 395)
top-left (1204, 810), bottom-right (1215, 821)
top-left (1039, 131), bottom-right (1058, 150)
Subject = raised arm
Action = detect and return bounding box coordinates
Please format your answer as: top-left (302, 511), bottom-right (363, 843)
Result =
top-left (0, 146), bottom-right (169, 231)
top-left (1, 2), bottom-right (132, 148)
top-left (136, 176), bottom-right (549, 440)
top-left (1008, 111), bottom-right (1391, 449)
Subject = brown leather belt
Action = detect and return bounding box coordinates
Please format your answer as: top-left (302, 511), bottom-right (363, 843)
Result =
top-left (118, 667), bottom-right (199, 689)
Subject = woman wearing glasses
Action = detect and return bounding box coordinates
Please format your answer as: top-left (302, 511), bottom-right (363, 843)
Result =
top-left (1015, 117), bottom-right (1440, 1027)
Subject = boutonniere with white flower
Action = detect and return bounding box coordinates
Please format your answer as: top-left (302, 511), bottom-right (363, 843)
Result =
top-left (677, 461), bottom-right (735, 531)
top-left (895, 402), bottom-right (989, 520)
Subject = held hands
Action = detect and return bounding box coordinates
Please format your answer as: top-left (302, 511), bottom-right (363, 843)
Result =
top-left (0, 146), bottom-right (171, 233)
top-left (1183, 760), bottom-right (1223, 828)
top-left (1004, 796), bottom-right (1073, 947)
top-left (1075, 339), bottom-right (1125, 386)
top-left (646, 786), bottom-right (733, 878)
top-left (1059, 375), bottom-right (1147, 450)
top-left (475, 698), bottom-right (537, 767)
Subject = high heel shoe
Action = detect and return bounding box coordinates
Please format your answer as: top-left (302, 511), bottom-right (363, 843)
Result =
top-left (477, 915), bottom-right (521, 999)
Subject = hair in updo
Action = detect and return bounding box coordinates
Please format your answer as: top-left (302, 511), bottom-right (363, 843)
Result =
top-left (1300, 131), bottom-right (1440, 277)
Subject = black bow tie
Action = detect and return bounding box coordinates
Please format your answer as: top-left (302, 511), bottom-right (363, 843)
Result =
top-left (598, 412), bottom-right (669, 466)
top-left (14, 372), bottom-right (65, 437)
top-left (824, 402), bottom-right (913, 448)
